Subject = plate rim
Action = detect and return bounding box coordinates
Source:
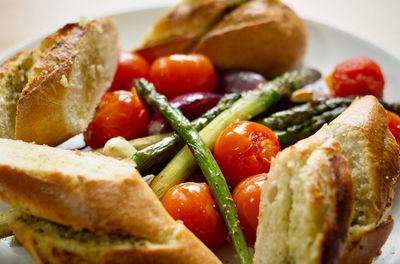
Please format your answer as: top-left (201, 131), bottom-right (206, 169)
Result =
top-left (0, 3), bottom-right (399, 64)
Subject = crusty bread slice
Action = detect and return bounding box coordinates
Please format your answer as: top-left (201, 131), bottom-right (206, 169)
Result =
top-left (14, 17), bottom-right (119, 146)
top-left (0, 49), bottom-right (36, 139)
top-left (10, 212), bottom-right (219, 264)
top-left (0, 138), bottom-right (221, 263)
top-left (324, 96), bottom-right (400, 263)
top-left (253, 129), bottom-right (353, 264)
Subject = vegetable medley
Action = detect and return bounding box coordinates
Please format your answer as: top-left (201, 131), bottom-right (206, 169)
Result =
top-left (84, 52), bottom-right (400, 262)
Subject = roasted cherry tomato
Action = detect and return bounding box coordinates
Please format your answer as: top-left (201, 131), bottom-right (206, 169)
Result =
top-left (84, 89), bottom-right (149, 148)
top-left (233, 173), bottom-right (267, 244)
top-left (161, 182), bottom-right (228, 249)
top-left (214, 121), bottom-right (280, 188)
top-left (109, 52), bottom-right (149, 91)
top-left (327, 56), bottom-right (385, 99)
top-left (149, 54), bottom-right (216, 99)
top-left (387, 111), bottom-right (400, 145)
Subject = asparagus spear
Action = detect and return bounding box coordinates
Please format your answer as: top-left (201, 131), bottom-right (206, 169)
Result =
top-left (150, 68), bottom-right (321, 198)
top-left (135, 79), bottom-right (252, 264)
top-left (255, 97), bottom-right (353, 130)
top-left (275, 106), bottom-right (348, 147)
top-left (133, 93), bottom-right (241, 174)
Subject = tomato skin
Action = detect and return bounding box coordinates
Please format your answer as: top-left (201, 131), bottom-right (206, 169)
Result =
top-left (161, 182), bottom-right (228, 249)
top-left (149, 54), bottom-right (216, 99)
top-left (109, 52), bottom-right (149, 91)
top-left (327, 56), bottom-right (385, 99)
top-left (213, 121), bottom-right (281, 188)
top-left (387, 111), bottom-right (400, 145)
top-left (233, 173), bottom-right (267, 244)
top-left (84, 89), bottom-right (149, 148)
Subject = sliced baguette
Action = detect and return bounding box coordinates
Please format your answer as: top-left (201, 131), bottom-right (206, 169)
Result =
top-left (0, 17), bottom-right (119, 146)
top-left (10, 212), bottom-right (218, 264)
top-left (0, 138), bottom-right (221, 263)
top-left (324, 96), bottom-right (400, 263)
top-left (0, 49), bottom-right (36, 139)
top-left (254, 128), bottom-right (353, 264)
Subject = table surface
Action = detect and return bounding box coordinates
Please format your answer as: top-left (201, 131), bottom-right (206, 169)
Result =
top-left (0, 0), bottom-right (399, 59)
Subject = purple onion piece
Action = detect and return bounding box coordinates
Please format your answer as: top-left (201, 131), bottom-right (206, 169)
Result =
top-left (148, 92), bottom-right (223, 135)
top-left (218, 70), bottom-right (267, 94)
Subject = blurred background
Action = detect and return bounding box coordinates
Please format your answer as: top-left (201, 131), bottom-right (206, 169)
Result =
top-left (0, 0), bottom-right (399, 58)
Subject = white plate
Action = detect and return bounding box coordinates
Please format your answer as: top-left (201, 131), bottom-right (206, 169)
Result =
top-left (1, 4), bottom-right (400, 264)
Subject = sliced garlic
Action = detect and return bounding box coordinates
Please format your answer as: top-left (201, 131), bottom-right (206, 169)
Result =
top-left (103, 137), bottom-right (137, 160)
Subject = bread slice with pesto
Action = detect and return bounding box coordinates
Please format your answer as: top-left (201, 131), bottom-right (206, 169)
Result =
top-left (0, 138), bottom-right (221, 264)
top-left (254, 128), bottom-right (353, 264)
top-left (0, 16), bottom-right (119, 146)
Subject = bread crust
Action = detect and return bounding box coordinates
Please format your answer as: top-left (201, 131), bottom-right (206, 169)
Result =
top-left (0, 139), bottom-right (220, 263)
top-left (254, 129), bottom-right (353, 264)
top-left (194, 0), bottom-right (306, 78)
top-left (137, 0), bottom-right (244, 62)
top-left (15, 17), bottom-right (119, 146)
top-left (330, 96), bottom-right (400, 221)
top-left (10, 213), bottom-right (221, 264)
top-left (0, 49), bottom-right (36, 138)
top-left (341, 217), bottom-right (394, 264)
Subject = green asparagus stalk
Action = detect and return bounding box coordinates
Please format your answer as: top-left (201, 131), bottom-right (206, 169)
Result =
top-left (134, 79), bottom-right (252, 264)
top-left (0, 211), bottom-right (12, 238)
top-left (275, 106), bottom-right (347, 147)
top-left (256, 97), bottom-right (353, 130)
top-left (150, 68), bottom-right (321, 198)
top-left (132, 93), bottom-right (241, 174)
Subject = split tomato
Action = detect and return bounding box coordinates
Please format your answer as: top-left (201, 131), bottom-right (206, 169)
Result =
top-left (214, 121), bottom-right (280, 188)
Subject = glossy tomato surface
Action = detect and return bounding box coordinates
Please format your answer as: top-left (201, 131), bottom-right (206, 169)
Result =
top-left (84, 89), bottom-right (149, 148)
top-left (387, 111), bottom-right (400, 145)
top-left (161, 182), bottom-right (228, 249)
top-left (214, 121), bottom-right (280, 188)
top-left (327, 56), bottom-right (385, 98)
top-left (149, 54), bottom-right (216, 99)
top-left (233, 173), bottom-right (267, 244)
top-left (109, 51), bottom-right (149, 91)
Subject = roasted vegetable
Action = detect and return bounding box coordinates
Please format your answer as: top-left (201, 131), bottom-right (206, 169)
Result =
top-left (133, 93), bottom-right (241, 174)
top-left (218, 70), bottom-right (267, 93)
top-left (135, 78), bottom-right (252, 264)
top-left (150, 68), bottom-right (321, 198)
top-left (148, 92), bottom-right (222, 135)
top-left (255, 97), bottom-right (353, 130)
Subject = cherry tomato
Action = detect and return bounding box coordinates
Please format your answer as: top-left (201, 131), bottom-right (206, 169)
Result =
top-left (233, 173), bottom-right (267, 244)
top-left (387, 111), bottom-right (400, 145)
top-left (327, 56), bottom-right (385, 99)
top-left (161, 182), bottom-right (228, 249)
top-left (149, 54), bottom-right (216, 99)
top-left (84, 89), bottom-right (149, 148)
top-left (214, 121), bottom-right (280, 188)
top-left (109, 52), bottom-right (149, 91)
